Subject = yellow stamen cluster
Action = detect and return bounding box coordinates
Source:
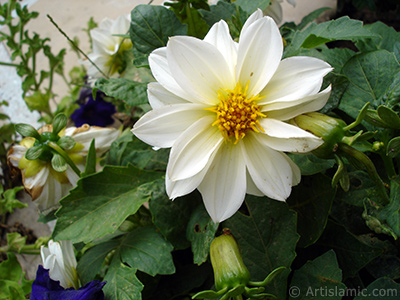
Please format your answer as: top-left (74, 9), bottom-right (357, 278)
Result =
top-left (208, 82), bottom-right (266, 143)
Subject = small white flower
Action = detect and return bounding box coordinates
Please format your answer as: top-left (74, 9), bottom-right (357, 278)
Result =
top-left (41, 240), bottom-right (79, 289)
top-left (7, 124), bottom-right (119, 214)
top-left (84, 14), bottom-right (132, 78)
top-left (263, 0), bottom-right (296, 24)
top-left (132, 10), bottom-right (332, 223)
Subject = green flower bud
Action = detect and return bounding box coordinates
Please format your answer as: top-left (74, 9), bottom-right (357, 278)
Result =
top-left (292, 112), bottom-right (347, 159)
top-left (210, 228), bottom-right (250, 291)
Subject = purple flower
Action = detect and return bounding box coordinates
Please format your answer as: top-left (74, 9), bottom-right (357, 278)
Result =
top-left (31, 265), bottom-right (106, 300)
top-left (71, 88), bottom-right (116, 127)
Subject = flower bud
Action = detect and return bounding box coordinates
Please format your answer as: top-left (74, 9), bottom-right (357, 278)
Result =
top-left (292, 112), bottom-right (347, 159)
top-left (210, 228), bottom-right (250, 291)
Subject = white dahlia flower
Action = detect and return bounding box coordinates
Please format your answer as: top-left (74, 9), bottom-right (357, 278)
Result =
top-left (85, 14), bottom-right (132, 78)
top-left (132, 9), bottom-right (332, 223)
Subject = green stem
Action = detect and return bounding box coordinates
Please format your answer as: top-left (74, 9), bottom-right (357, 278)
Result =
top-left (185, 3), bottom-right (196, 37)
top-left (48, 141), bottom-right (81, 177)
top-left (339, 143), bottom-right (389, 205)
top-left (234, 296), bottom-right (243, 300)
top-left (0, 244), bottom-right (40, 255)
top-left (379, 153), bottom-right (397, 180)
top-left (0, 61), bottom-right (20, 67)
top-left (47, 14), bottom-right (109, 79)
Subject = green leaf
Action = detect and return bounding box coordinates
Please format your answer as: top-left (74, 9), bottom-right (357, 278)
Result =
top-left (287, 174), bottom-right (335, 248)
top-left (224, 195), bottom-right (299, 300)
top-left (339, 50), bottom-right (400, 121)
top-left (103, 253), bottom-right (144, 300)
top-left (288, 153), bottom-right (335, 176)
top-left (353, 277), bottom-right (400, 300)
top-left (82, 139), bottom-right (96, 176)
top-left (301, 16), bottom-right (380, 49)
top-left (0, 186), bottom-right (26, 215)
top-left (150, 187), bottom-right (202, 250)
top-left (378, 179), bottom-right (400, 237)
top-left (387, 136), bottom-right (400, 158)
top-left (296, 7), bottom-right (331, 31)
top-left (130, 5), bottom-right (187, 64)
top-left (105, 130), bottom-right (168, 170)
top-left (53, 165), bottom-right (164, 243)
top-left (0, 253), bottom-right (32, 299)
top-left (289, 250), bottom-right (346, 300)
top-left (356, 21), bottom-right (400, 54)
top-left (23, 91), bottom-right (51, 114)
top-left (120, 226), bottom-right (175, 276)
top-left (200, 1), bottom-right (237, 26)
top-left (285, 17), bottom-right (379, 57)
top-left (317, 221), bottom-right (383, 279)
top-left (186, 204), bottom-right (219, 265)
top-left (77, 239), bottom-right (120, 285)
top-left (95, 78), bottom-right (148, 106)
top-left (377, 105), bottom-right (400, 129)
top-left (233, 0), bottom-right (270, 14)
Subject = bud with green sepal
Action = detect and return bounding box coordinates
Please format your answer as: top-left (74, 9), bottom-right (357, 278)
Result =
top-left (292, 103), bottom-right (390, 205)
top-left (192, 228), bottom-right (285, 300)
top-left (15, 113), bottom-right (81, 177)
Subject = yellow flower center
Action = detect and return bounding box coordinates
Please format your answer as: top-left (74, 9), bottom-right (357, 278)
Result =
top-left (208, 82), bottom-right (266, 144)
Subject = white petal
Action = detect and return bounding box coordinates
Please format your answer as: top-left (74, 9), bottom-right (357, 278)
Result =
top-left (204, 20), bottom-right (238, 76)
top-left (241, 9), bottom-right (263, 35)
top-left (67, 126), bottom-right (120, 155)
top-left (242, 134), bottom-right (293, 200)
top-left (237, 16), bottom-right (283, 96)
top-left (60, 240), bottom-right (77, 269)
top-left (259, 56), bottom-right (332, 105)
top-left (255, 122), bottom-right (323, 153)
top-left (32, 173), bottom-right (73, 214)
top-left (255, 133), bottom-right (322, 153)
top-left (166, 148), bottom-right (217, 199)
top-left (23, 166), bottom-right (49, 190)
top-left (282, 153), bottom-right (301, 186)
top-left (246, 169), bottom-right (264, 196)
top-left (167, 36), bottom-right (235, 105)
top-left (147, 82), bottom-right (189, 109)
top-left (132, 104), bottom-right (210, 148)
top-left (264, 86), bottom-right (332, 120)
top-left (198, 142), bottom-right (246, 223)
top-left (91, 29), bottom-right (116, 55)
top-left (260, 118), bottom-right (321, 140)
top-left (167, 115), bottom-right (223, 181)
top-left (7, 144), bottom-right (27, 167)
top-left (263, 0), bottom-right (283, 24)
top-left (110, 15), bottom-right (130, 35)
top-left (149, 47), bottom-right (194, 102)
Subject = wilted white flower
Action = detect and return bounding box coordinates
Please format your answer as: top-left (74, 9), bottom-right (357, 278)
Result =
top-left (8, 124), bottom-right (119, 214)
top-left (132, 10), bottom-right (332, 223)
top-left (41, 240), bottom-right (79, 289)
top-left (263, 0), bottom-right (296, 24)
top-left (85, 14), bottom-right (132, 78)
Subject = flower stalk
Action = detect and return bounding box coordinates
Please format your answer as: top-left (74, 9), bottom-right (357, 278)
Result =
top-left (48, 141), bottom-right (81, 177)
top-left (338, 143), bottom-right (389, 205)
